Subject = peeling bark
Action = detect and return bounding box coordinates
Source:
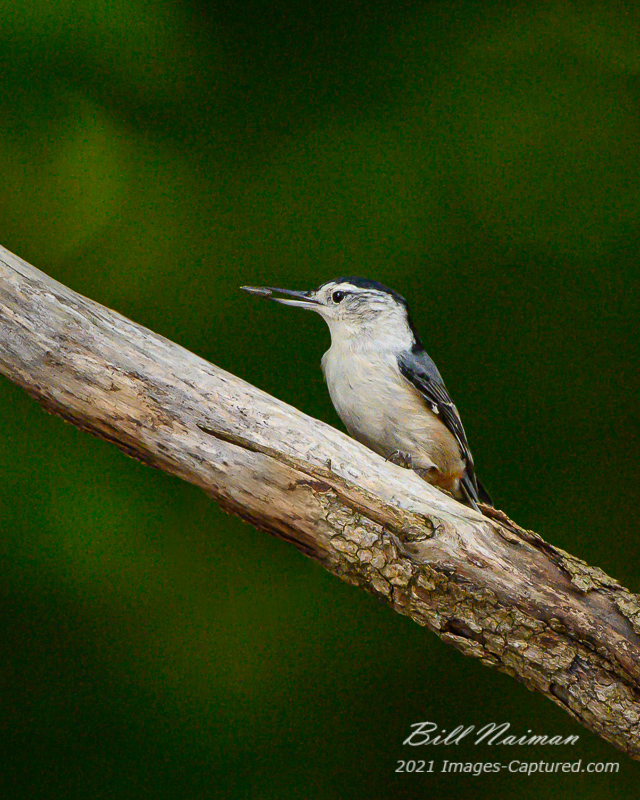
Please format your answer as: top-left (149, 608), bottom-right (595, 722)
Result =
top-left (0, 244), bottom-right (639, 758)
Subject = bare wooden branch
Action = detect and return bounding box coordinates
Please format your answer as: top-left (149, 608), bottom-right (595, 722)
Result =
top-left (1, 243), bottom-right (639, 759)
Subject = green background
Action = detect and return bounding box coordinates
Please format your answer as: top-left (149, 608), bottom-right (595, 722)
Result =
top-left (1, 0), bottom-right (639, 797)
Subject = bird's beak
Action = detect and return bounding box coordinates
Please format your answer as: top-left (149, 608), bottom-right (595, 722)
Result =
top-left (241, 285), bottom-right (321, 310)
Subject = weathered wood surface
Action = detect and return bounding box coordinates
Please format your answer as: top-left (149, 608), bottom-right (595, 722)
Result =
top-left (0, 243), bottom-right (639, 758)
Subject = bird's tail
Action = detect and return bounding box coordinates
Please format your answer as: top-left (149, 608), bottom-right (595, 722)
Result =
top-left (460, 473), bottom-right (493, 510)
top-left (475, 478), bottom-right (493, 507)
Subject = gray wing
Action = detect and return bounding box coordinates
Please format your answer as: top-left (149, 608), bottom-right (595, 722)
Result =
top-left (397, 350), bottom-right (492, 507)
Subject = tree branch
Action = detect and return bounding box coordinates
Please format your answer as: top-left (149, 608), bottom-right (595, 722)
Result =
top-left (1, 243), bottom-right (639, 759)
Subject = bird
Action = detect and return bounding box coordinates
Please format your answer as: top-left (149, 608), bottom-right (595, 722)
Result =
top-left (241, 277), bottom-right (492, 509)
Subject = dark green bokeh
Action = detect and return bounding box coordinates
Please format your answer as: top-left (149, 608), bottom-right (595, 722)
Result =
top-left (1, 1), bottom-right (639, 796)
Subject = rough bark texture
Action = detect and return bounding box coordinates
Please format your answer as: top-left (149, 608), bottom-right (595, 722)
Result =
top-left (0, 244), bottom-right (639, 759)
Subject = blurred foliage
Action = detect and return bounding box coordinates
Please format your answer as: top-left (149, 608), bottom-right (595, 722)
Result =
top-left (0, 0), bottom-right (639, 797)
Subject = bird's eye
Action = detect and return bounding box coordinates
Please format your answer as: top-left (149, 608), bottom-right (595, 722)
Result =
top-left (332, 290), bottom-right (346, 303)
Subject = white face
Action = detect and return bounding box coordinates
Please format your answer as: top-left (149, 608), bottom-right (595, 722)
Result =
top-left (242, 279), bottom-right (414, 347)
top-left (308, 281), bottom-right (402, 322)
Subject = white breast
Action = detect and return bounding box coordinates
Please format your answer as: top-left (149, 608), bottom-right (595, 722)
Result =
top-left (321, 344), bottom-right (464, 477)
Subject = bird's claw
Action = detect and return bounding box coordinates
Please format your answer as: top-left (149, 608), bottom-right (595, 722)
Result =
top-left (385, 450), bottom-right (413, 469)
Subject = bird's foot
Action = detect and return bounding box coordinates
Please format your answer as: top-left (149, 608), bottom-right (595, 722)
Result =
top-left (413, 465), bottom-right (440, 482)
top-left (385, 450), bottom-right (413, 469)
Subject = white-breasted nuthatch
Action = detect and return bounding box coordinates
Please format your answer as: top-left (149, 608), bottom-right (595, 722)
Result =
top-left (242, 277), bottom-right (492, 509)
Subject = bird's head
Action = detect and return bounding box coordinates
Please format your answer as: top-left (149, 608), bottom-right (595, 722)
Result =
top-left (242, 277), bottom-right (418, 349)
